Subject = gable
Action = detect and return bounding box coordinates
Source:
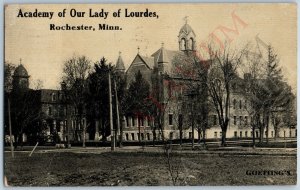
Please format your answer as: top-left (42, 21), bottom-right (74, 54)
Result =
top-left (127, 54), bottom-right (154, 73)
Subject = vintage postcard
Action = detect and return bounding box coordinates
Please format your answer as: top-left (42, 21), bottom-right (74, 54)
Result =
top-left (4, 3), bottom-right (297, 186)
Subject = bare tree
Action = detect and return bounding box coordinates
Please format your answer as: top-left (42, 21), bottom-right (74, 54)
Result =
top-left (205, 43), bottom-right (245, 146)
top-left (32, 79), bottom-right (44, 90)
top-left (62, 55), bottom-right (91, 147)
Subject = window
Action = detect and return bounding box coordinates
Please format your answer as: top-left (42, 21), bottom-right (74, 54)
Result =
top-left (239, 100), bottom-right (242, 109)
top-left (256, 131), bottom-right (259, 138)
top-left (132, 117), bottom-right (135, 126)
top-left (131, 133), bottom-right (135, 141)
top-left (245, 116), bottom-right (248, 125)
top-left (234, 116), bottom-right (237, 125)
top-left (125, 133), bottom-right (129, 141)
top-left (284, 131), bottom-right (286, 137)
top-left (158, 133), bottom-right (162, 140)
top-left (290, 130), bottom-right (292, 137)
top-left (190, 37), bottom-right (194, 50)
top-left (220, 131), bottom-right (222, 138)
top-left (213, 115), bottom-right (217, 125)
top-left (245, 131), bottom-right (248, 137)
top-left (234, 131), bottom-right (237, 138)
top-left (244, 100), bottom-right (247, 109)
top-left (141, 133), bottom-right (144, 140)
top-left (168, 114), bottom-right (173, 126)
top-left (189, 132), bottom-right (192, 139)
top-left (170, 132), bottom-right (173, 140)
top-left (271, 131), bottom-right (274, 138)
top-left (178, 114), bottom-right (183, 128)
top-left (147, 133), bottom-right (150, 140)
top-left (240, 131), bottom-right (242, 138)
top-left (233, 99), bottom-right (236, 109)
top-left (240, 116), bottom-right (243, 125)
top-left (52, 93), bottom-right (56, 101)
top-left (78, 122), bottom-right (81, 130)
top-left (59, 93), bottom-right (63, 100)
top-left (214, 132), bottom-right (217, 138)
top-left (49, 107), bottom-right (52, 115)
top-left (126, 116), bottom-right (129, 127)
top-left (181, 38), bottom-right (187, 50)
top-left (140, 118), bottom-right (144, 126)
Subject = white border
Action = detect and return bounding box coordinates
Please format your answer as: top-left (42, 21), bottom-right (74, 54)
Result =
top-left (0, 1), bottom-right (298, 190)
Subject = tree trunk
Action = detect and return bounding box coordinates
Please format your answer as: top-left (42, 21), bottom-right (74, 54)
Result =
top-left (119, 117), bottom-right (124, 148)
top-left (82, 120), bottom-right (86, 148)
top-left (259, 124), bottom-right (264, 143)
top-left (252, 126), bottom-right (256, 148)
top-left (221, 127), bottom-right (227, 146)
top-left (198, 127), bottom-right (201, 143)
top-left (18, 132), bottom-right (24, 150)
top-left (179, 114), bottom-right (183, 146)
top-left (100, 119), bottom-right (105, 143)
top-left (274, 126), bottom-right (279, 140)
top-left (179, 128), bottom-right (183, 146)
top-left (160, 123), bottom-right (165, 143)
top-left (203, 128), bottom-right (206, 145)
top-left (138, 117), bottom-right (141, 143)
top-left (152, 127), bottom-right (156, 146)
top-left (266, 114), bottom-right (269, 144)
top-left (14, 134), bottom-right (18, 149)
top-left (191, 121), bottom-right (194, 149)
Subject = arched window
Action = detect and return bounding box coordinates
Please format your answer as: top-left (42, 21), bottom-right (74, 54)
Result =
top-left (190, 37), bottom-right (194, 50)
top-left (52, 93), bottom-right (56, 101)
top-left (233, 99), bottom-right (236, 109)
top-left (181, 38), bottom-right (186, 50)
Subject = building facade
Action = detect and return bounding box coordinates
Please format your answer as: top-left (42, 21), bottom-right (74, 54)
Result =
top-left (6, 21), bottom-right (296, 145)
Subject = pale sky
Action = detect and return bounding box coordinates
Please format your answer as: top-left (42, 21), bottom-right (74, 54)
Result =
top-left (5, 4), bottom-right (296, 90)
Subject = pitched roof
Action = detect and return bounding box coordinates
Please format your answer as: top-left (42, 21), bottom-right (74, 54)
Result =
top-left (139, 55), bottom-right (154, 69)
top-left (152, 47), bottom-right (183, 64)
top-left (116, 54), bottom-right (125, 70)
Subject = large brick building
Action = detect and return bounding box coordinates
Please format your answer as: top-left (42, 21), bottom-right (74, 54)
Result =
top-left (7, 21), bottom-right (296, 145)
top-left (119, 21), bottom-right (296, 142)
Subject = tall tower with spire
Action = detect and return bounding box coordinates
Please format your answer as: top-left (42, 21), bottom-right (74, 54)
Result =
top-left (115, 51), bottom-right (125, 74)
top-left (178, 16), bottom-right (196, 52)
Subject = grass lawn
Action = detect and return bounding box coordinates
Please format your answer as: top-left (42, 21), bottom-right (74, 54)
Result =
top-left (4, 150), bottom-right (296, 186)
